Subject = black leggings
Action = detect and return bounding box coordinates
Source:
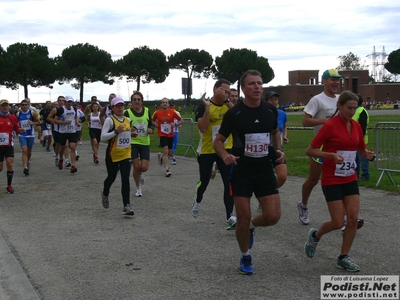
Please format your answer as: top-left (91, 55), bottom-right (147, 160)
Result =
top-left (103, 156), bottom-right (131, 206)
top-left (195, 153), bottom-right (234, 220)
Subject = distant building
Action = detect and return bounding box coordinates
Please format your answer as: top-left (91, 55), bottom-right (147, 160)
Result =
top-left (263, 70), bottom-right (400, 107)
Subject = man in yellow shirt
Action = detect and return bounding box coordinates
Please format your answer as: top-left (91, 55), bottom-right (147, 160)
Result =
top-left (191, 78), bottom-right (236, 230)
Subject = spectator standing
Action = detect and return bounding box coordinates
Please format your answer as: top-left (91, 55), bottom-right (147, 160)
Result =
top-left (352, 94), bottom-right (370, 181)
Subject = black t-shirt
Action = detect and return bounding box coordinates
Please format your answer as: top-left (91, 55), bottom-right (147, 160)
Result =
top-left (40, 108), bottom-right (52, 125)
top-left (219, 100), bottom-right (278, 169)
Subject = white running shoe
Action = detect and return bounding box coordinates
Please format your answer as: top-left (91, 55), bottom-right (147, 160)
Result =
top-left (297, 202), bottom-right (309, 225)
top-left (226, 214), bottom-right (237, 230)
top-left (191, 201), bottom-right (202, 217)
top-left (122, 204), bottom-right (134, 215)
top-left (135, 186), bottom-right (143, 197)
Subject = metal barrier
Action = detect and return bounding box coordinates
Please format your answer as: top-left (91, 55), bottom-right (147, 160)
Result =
top-left (177, 118), bottom-right (197, 156)
top-left (374, 122), bottom-right (400, 186)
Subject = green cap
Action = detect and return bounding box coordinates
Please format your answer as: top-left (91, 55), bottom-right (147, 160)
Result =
top-left (322, 69), bottom-right (341, 80)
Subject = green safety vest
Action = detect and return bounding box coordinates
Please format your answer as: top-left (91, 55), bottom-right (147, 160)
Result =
top-left (126, 107), bottom-right (151, 146)
top-left (352, 106), bottom-right (369, 144)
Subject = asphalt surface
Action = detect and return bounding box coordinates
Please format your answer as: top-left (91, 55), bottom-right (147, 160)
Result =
top-left (1, 129), bottom-right (399, 300)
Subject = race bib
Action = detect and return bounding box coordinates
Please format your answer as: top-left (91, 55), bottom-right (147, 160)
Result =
top-left (134, 122), bottom-right (147, 136)
top-left (335, 150), bottom-right (357, 177)
top-left (20, 120), bottom-right (31, 129)
top-left (0, 133), bottom-right (9, 145)
top-left (161, 123), bottom-right (172, 135)
top-left (244, 133), bottom-right (270, 158)
top-left (116, 131), bottom-right (131, 148)
top-left (212, 125), bottom-right (228, 144)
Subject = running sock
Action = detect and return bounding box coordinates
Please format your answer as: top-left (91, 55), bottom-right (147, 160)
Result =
top-left (242, 251), bottom-right (250, 256)
top-left (249, 221), bottom-right (255, 230)
top-left (7, 171), bottom-right (13, 186)
top-left (312, 231), bottom-right (320, 241)
top-left (338, 254), bottom-right (347, 260)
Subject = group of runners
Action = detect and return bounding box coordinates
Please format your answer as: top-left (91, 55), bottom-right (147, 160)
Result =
top-left (189, 69), bottom-right (374, 275)
top-left (0, 68), bottom-right (375, 275)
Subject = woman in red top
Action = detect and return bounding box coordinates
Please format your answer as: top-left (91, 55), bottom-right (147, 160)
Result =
top-left (304, 91), bottom-right (375, 272)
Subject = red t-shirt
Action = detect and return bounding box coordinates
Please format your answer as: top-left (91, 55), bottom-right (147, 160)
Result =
top-left (152, 108), bottom-right (181, 138)
top-left (0, 114), bottom-right (21, 147)
top-left (311, 115), bottom-right (366, 186)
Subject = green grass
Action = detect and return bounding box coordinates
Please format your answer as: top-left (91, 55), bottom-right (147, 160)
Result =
top-left (80, 111), bottom-right (400, 193)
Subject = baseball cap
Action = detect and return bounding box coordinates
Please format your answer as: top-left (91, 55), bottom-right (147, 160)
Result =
top-left (0, 99), bottom-right (9, 105)
top-left (111, 97), bottom-right (125, 106)
top-left (265, 91), bottom-right (279, 100)
top-left (65, 95), bottom-right (74, 102)
top-left (322, 69), bottom-right (342, 80)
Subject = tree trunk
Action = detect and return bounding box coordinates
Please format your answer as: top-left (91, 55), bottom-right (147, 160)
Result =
top-left (136, 76), bottom-right (141, 92)
top-left (236, 81), bottom-right (241, 99)
top-left (79, 82), bottom-right (84, 104)
top-left (24, 84), bottom-right (29, 99)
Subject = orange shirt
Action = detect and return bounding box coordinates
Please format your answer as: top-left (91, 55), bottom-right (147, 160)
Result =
top-left (152, 108), bottom-right (181, 138)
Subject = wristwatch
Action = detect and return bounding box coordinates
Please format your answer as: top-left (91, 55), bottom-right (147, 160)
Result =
top-left (114, 129), bottom-right (118, 135)
top-left (224, 99), bottom-right (231, 104)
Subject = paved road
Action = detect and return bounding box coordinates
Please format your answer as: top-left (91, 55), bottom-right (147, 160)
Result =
top-left (0, 139), bottom-right (399, 300)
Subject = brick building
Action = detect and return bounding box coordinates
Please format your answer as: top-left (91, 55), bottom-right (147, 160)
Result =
top-left (262, 70), bottom-right (400, 106)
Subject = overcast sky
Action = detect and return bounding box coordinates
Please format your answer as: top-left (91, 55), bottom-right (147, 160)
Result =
top-left (0, 0), bottom-right (399, 103)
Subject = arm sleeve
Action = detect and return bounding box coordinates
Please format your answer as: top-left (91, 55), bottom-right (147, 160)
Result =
top-left (101, 117), bottom-right (115, 142)
top-left (303, 97), bottom-right (319, 117)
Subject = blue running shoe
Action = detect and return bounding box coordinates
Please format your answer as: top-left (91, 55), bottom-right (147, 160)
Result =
top-left (249, 228), bottom-right (255, 249)
top-left (337, 256), bottom-right (361, 272)
top-left (239, 255), bottom-right (253, 275)
top-left (305, 228), bottom-right (319, 258)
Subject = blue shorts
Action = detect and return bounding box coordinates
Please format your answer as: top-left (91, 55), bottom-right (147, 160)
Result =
top-left (19, 136), bottom-right (35, 149)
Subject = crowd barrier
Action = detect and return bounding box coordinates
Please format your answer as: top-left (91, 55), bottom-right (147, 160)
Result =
top-left (176, 118), bottom-right (197, 156)
top-left (374, 122), bottom-right (400, 187)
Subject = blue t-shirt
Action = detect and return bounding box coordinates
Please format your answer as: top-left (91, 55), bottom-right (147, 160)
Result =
top-left (277, 109), bottom-right (287, 133)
